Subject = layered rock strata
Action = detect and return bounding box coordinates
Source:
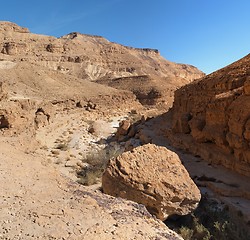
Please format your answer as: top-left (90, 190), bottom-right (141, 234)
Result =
top-left (170, 54), bottom-right (250, 177)
top-left (0, 21), bottom-right (204, 108)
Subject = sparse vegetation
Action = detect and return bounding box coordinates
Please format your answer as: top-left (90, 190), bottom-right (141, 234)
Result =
top-left (77, 144), bottom-right (123, 186)
top-left (51, 149), bottom-right (60, 155)
top-left (166, 197), bottom-right (250, 240)
top-left (55, 143), bottom-right (68, 151)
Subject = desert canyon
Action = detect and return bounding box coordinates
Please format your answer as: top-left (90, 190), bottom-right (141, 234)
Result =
top-left (0, 22), bottom-right (249, 240)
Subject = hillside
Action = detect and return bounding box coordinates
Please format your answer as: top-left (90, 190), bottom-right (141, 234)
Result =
top-left (0, 21), bottom-right (203, 81)
top-left (0, 21), bottom-right (208, 239)
top-left (0, 21), bottom-right (204, 109)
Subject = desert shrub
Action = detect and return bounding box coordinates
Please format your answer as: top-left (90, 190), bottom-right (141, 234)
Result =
top-left (77, 168), bottom-right (103, 186)
top-left (166, 197), bottom-right (250, 240)
top-left (77, 144), bottom-right (123, 186)
top-left (55, 143), bottom-right (68, 151)
top-left (179, 226), bottom-right (193, 240)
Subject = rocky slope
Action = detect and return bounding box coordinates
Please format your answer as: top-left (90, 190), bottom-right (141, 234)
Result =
top-left (0, 21), bottom-right (209, 239)
top-left (0, 21), bottom-right (204, 109)
top-left (0, 138), bottom-right (183, 240)
top-left (0, 57), bottom-right (141, 135)
top-left (170, 54), bottom-right (250, 177)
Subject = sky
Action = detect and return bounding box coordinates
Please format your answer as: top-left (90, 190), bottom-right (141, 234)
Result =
top-left (1, 0), bottom-right (250, 74)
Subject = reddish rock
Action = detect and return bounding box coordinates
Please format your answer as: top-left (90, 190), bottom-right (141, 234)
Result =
top-left (170, 54), bottom-right (250, 177)
top-left (115, 120), bottom-right (131, 141)
top-left (102, 144), bottom-right (201, 221)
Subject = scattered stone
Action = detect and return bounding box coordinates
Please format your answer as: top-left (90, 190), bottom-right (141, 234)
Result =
top-left (116, 120), bottom-right (131, 136)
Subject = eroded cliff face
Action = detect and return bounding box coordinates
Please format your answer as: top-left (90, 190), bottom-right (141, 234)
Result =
top-left (171, 54), bottom-right (250, 177)
top-left (0, 22), bottom-right (203, 81)
top-left (0, 22), bottom-right (204, 110)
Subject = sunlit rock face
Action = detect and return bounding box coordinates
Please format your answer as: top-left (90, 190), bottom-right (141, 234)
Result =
top-left (171, 54), bottom-right (250, 177)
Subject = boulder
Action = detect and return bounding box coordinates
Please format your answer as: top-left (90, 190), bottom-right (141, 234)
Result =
top-left (102, 144), bottom-right (201, 220)
top-left (117, 120), bottom-right (131, 135)
top-left (115, 120), bottom-right (131, 141)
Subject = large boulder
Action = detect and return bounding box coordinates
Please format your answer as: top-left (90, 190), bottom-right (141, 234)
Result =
top-left (102, 144), bottom-right (201, 221)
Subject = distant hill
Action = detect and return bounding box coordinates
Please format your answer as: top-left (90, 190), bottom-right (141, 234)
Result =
top-left (0, 21), bottom-right (204, 109)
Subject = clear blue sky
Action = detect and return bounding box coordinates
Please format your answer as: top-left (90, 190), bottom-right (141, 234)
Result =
top-left (1, 0), bottom-right (250, 74)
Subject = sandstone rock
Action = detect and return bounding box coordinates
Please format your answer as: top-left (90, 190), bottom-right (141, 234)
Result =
top-left (85, 101), bottom-right (96, 111)
top-left (102, 144), bottom-right (201, 220)
top-left (35, 112), bottom-right (48, 128)
top-left (0, 21), bottom-right (29, 33)
top-left (243, 76), bottom-right (250, 95)
top-left (34, 105), bottom-right (53, 129)
top-left (127, 124), bottom-right (137, 137)
top-left (115, 120), bottom-right (131, 141)
top-left (243, 118), bottom-right (250, 141)
top-left (170, 54), bottom-right (250, 176)
top-left (76, 100), bottom-right (87, 108)
top-left (172, 113), bottom-right (191, 134)
top-left (0, 113), bottom-right (10, 129)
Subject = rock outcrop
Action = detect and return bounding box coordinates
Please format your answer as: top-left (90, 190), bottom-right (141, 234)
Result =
top-left (99, 75), bottom-right (179, 107)
top-left (0, 21), bottom-right (204, 109)
top-left (170, 54), bottom-right (250, 177)
top-left (102, 144), bottom-right (201, 220)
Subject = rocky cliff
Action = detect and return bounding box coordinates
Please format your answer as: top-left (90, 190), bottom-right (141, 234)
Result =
top-left (170, 54), bottom-right (250, 177)
top-left (0, 21), bottom-right (203, 81)
top-left (0, 21), bottom-right (204, 108)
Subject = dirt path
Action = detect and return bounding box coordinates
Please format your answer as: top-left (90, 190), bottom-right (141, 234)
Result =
top-left (35, 110), bottom-right (126, 182)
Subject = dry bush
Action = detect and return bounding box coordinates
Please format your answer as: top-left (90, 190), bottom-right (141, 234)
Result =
top-left (77, 144), bottom-right (123, 186)
top-left (166, 197), bottom-right (249, 240)
top-left (55, 143), bottom-right (68, 151)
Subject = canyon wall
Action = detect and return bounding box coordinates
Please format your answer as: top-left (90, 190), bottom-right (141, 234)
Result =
top-left (170, 54), bottom-right (250, 176)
